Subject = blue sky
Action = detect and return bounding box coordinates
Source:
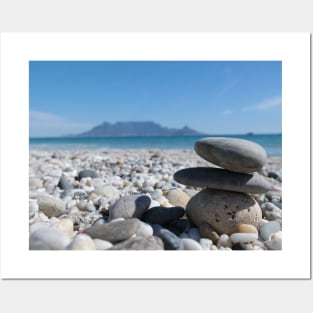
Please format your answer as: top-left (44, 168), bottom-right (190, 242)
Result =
top-left (29, 61), bottom-right (282, 137)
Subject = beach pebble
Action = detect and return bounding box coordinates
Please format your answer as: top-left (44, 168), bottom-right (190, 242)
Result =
top-left (158, 228), bottom-right (184, 250)
top-left (51, 218), bottom-right (74, 237)
top-left (217, 234), bottom-right (232, 248)
top-left (188, 227), bottom-right (201, 242)
top-left (108, 194), bottom-right (151, 221)
top-left (29, 221), bottom-right (50, 234)
top-left (236, 223), bottom-right (258, 234)
top-left (200, 238), bottom-right (213, 250)
top-left (151, 224), bottom-right (163, 236)
top-left (93, 239), bottom-right (113, 250)
top-left (136, 221), bottom-right (154, 237)
top-left (261, 202), bottom-right (282, 221)
top-left (57, 176), bottom-right (73, 190)
top-left (29, 177), bottom-right (43, 189)
top-left (67, 234), bottom-right (96, 250)
top-left (148, 199), bottom-right (161, 209)
top-left (182, 238), bottom-right (203, 250)
top-left (264, 239), bottom-right (282, 250)
top-left (194, 137), bottom-right (267, 173)
top-left (186, 189), bottom-right (262, 234)
top-left (232, 242), bottom-right (247, 250)
top-left (78, 169), bottom-right (99, 179)
top-left (142, 206), bottom-right (185, 225)
top-left (230, 232), bottom-right (258, 244)
top-left (109, 236), bottom-right (164, 250)
top-left (199, 222), bottom-right (220, 243)
top-left (259, 220), bottom-right (281, 241)
top-left (37, 195), bottom-right (66, 217)
top-left (29, 199), bottom-right (39, 219)
top-left (174, 167), bottom-right (272, 194)
top-left (165, 189), bottom-right (190, 207)
top-left (30, 228), bottom-right (71, 250)
top-left (84, 218), bottom-right (140, 243)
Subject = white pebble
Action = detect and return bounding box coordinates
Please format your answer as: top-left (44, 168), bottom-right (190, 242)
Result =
top-left (67, 234), bottom-right (96, 250)
top-left (30, 228), bottom-right (71, 250)
top-left (217, 234), bottom-right (232, 248)
top-left (200, 238), bottom-right (213, 250)
top-left (230, 232), bottom-right (258, 244)
top-left (182, 238), bottom-right (203, 250)
top-left (94, 239), bottom-right (113, 250)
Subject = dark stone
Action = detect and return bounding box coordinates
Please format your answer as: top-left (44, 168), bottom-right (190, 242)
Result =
top-left (109, 236), bottom-right (164, 250)
top-left (84, 218), bottom-right (140, 243)
top-left (78, 169), bottom-right (99, 179)
top-left (158, 228), bottom-right (184, 250)
top-left (142, 206), bottom-right (185, 225)
top-left (57, 176), bottom-right (73, 190)
top-left (162, 224), bottom-right (182, 236)
top-left (172, 218), bottom-right (191, 233)
top-left (194, 137), bottom-right (267, 173)
top-left (232, 242), bottom-right (247, 250)
top-left (174, 167), bottom-right (272, 194)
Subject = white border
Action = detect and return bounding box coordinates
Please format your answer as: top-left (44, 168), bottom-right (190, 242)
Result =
top-left (0, 33), bottom-right (310, 279)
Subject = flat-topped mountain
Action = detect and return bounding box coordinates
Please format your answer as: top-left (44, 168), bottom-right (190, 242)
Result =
top-left (75, 121), bottom-right (207, 137)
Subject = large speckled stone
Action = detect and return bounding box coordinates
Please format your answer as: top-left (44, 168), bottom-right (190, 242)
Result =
top-left (108, 194), bottom-right (151, 221)
top-left (84, 218), bottom-right (140, 243)
top-left (174, 167), bottom-right (272, 194)
top-left (194, 137), bottom-right (267, 173)
top-left (186, 188), bottom-right (262, 235)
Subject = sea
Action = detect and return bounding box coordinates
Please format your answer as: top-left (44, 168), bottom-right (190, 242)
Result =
top-left (29, 134), bottom-right (282, 156)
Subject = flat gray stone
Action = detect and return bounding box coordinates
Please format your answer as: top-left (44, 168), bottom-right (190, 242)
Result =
top-left (57, 176), bottom-right (73, 190)
top-left (109, 236), bottom-right (164, 250)
top-left (84, 218), bottom-right (140, 243)
top-left (174, 167), bottom-right (272, 194)
top-left (78, 169), bottom-right (99, 179)
top-left (194, 137), bottom-right (267, 173)
top-left (186, 188), bottom-right (262, 235)
top-left (108, 194), bottom-right (151, 221)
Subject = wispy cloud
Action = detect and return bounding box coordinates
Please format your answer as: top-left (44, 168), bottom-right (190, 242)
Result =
top-left (242, 96), bottom-right (282, 112)
top-left (30, 111), bottom-right (92, 134)
top-left (223, 109), bottom-right (233, 115)
top-left (217, 79), bottom-right (240, 97)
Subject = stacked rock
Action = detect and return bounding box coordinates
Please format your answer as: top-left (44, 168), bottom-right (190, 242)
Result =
top-left (174, 137), bottom-right (273, 246)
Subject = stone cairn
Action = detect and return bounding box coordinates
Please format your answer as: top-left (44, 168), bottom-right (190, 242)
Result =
top-left (174, 137), bottom-right (273, 247)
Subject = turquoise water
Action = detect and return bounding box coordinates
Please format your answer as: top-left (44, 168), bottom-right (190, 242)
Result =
top-left (29, 134), bottom-right (282, 156)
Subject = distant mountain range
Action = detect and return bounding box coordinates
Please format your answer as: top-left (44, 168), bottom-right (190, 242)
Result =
top-left (73, 121), bottom-right (207, 137)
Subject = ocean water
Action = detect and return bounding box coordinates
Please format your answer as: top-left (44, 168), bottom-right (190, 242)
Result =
top-left (29, 134), bottom-right (282, 156)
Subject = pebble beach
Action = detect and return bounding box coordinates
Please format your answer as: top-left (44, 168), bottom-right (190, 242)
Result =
top-left (29, 147), bottom-right (282, 251)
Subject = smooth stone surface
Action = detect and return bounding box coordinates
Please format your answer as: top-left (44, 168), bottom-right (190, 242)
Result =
top-left (151, 224), bottom-right (163, 236)
top-left (174, 167), bottom-right (272, 194)
top-left (94, 185), bottom-right (119, 198)
top-left (230, 232), bottom-right (258, 244)
top-left (182, 238), bottom-right (203, 250)
top-left (261, 202), bottom-right (282, 221)
top-left (188, 227), bottom-right (201, 242)
top-left (165, 189), bottom-right (190, 207)
top-left (199, 222), bottom-right (220, 243)
top-left (57, 176), bottom-right (73, 190)
top-left (93, 239), bottom-right (113, 250)
top-left (259, 220), bottom-right (281, 241)
top-left (217, 234), bottom-right (232, 248)
top-left (142, 206), bottom-right (185, 225)
top-left (264, 239), bottom-right (282, 250)
top-left (186, 189), bottom-right (262, 235)
top-left (51, 218), bottom-right (74, 237)
top-left (29, 221), bottom-right (49, 234)
top-left (109, 236), bottom-right (164, 250)
top-left (29, 199), bottom-right (39, 219)
top-left (67, 234), bottom-right (96, 250)
top-left (199, 238), bottom-right (213, 250)
top-left (84, 218), bottom-right (140, 243)
top-left (108, 194), bottom-right (151, 221)
top-left (78, 169), bottom-right (99, 179)
top-left (194, 137), bottom-right (267, 173)
top-left (37, 195), bottom-right (66, 217)
top-left (158, 228), bottom-right (184, 250)
top-left (136, 221), bottom-right (154, 237)
top-left (236, 223), bottom-right (258, 234)
top-left (30, 228), bottom-right (71, 250)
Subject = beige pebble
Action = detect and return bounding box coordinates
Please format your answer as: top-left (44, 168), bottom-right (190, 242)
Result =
top-left (236, 223), bottom-right (258, 234)
top-left (67, 234), bottom-right (96, 250)
top-left (165, 188), bottom-right (190, 208)
top-left (51, 218), bottom-right (74, 237)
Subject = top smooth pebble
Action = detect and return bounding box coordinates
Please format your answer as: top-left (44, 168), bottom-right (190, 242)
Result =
top-left (194, 137), bottom-right (267, 173)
